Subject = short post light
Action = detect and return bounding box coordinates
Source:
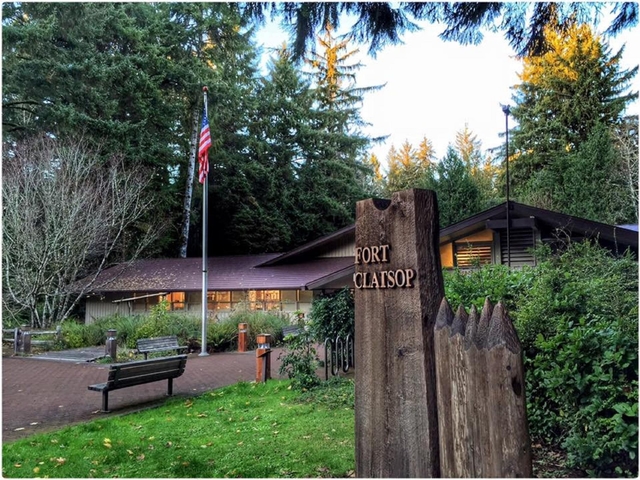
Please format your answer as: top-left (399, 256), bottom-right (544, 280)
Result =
top-left (105, 329), bottom-right (117, 361)
top-left (255, 333), bottom-right (272, 383)
top-left (238, 323), bottom-right (248, 353)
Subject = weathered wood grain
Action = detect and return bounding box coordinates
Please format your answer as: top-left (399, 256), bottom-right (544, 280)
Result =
top-left (434, 298), bottom-right (532, 478)
top-left (434, 298), bottom-right (455, 477)
top-left (355, 189), bottom-right (443, 478)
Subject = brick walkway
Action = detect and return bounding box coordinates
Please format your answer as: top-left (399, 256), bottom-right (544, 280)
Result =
top-left (2, 349), bottom-right (289, 443)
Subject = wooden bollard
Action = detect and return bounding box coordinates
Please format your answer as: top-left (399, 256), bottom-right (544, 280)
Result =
top-left (105, 329), bottom-right (117, 361)
top-left (238, 323), bottom-right (248, 353)
top-left (255, 333), bottom-right (271, 382)
top-left (20, 325), bottom-right (31, 354)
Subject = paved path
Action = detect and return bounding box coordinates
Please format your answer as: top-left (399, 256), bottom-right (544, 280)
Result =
top-left (2, 348), bottom-right (289, 443)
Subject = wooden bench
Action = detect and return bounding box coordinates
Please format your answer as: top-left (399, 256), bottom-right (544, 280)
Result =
top-left (282, 325), bottom-right (302, 338)
top-left (88, 355), bottom-right (188, 412)
top-left (136, 335), bottom-right (188, 359)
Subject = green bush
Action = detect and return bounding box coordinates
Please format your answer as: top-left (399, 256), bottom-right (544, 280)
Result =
top-left (59, 319), bottom-right (86, 349)
top-left (443, 263), bottom-right (534, 313)
top-left (206, 319), bottom-right (239, 352)
top-left (229, 310), bottom-right (290, 348)
top-left (308, 287), bottom-right (354, 342)
top-left (442, 242), bottom-right (638, 476)
top-left (517, 242), bottom-right (638, 476)
top-left (278, 328), bottom-right (321, 390)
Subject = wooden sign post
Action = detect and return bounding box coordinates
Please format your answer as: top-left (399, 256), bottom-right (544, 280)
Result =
top-left (354, 189), bottom-right (444, 478)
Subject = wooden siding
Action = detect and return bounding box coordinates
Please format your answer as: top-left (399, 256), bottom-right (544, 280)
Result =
top-left (500, 229), bottom-right (538, 267)
top-left (85, 293), bottom-right (129, 323)
top-left (319, 238), bottom-right (355, 258)
top-left (440, 243), bottom-right (454, 268)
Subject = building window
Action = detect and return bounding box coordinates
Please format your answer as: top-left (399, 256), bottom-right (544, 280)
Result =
top-left (454, 242), bottom-right (493, 268)
top-left (208, 291), bottom-right (231, 311)
top-left (249, 290), bottom-right (281, 310)
top-left (164, 292), bottom-right (186, 310)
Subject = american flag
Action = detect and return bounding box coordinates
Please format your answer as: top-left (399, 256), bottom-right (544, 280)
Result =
top-left (198, 109), bottom-right (211, 184)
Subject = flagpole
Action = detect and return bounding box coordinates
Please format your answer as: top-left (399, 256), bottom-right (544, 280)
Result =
top-left (200, 86), bottom-right (210, 357)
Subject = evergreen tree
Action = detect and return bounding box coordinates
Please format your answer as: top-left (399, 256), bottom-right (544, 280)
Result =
top-left (1, 2), bottom-right (261, 257)
top-left (611, 115), bottom-right (639, 223)
top-left (294, 25), bottom-right (378, 244)
top-left (420, 147), bottom-right (484, 227)
top-left (360, 152), bottom-right (385, 197)
top-left (454, 124), bottom-right (499, 210)
top-left (239, 45), bottom-right (315, 252)
top-left (243, 3), bottom-right (637, 61)
top-left (384, 137), bottom-right (435, 195)
top-left (510, 23), bottom-right (638, 223)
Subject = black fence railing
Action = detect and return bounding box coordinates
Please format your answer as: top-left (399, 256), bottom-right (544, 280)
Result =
top-left (323, 334), bottom-right (354, 380)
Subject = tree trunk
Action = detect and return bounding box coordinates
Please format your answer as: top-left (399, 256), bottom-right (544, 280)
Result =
top-left (179, 107), bottom-right (200, 258)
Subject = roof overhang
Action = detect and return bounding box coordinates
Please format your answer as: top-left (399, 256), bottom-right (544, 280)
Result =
top-left (305, 264), bottom-right (355, 290)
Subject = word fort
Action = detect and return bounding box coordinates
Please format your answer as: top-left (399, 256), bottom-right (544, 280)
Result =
top-left (353, 243), bottom-right (416, 289)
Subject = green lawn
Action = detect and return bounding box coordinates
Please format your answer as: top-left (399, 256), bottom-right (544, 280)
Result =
top-left (2, 380), bottom-right (355, 478)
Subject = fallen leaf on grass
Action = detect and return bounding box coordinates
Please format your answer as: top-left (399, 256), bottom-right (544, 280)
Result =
top-left (127, 450), bottom-right (134, 455)
top-left (136, 454), bottom-right (145, 461)
top-left (13, 464), bottom-right (21, 468)
top-left (33, 467), bottom-right (40, 474)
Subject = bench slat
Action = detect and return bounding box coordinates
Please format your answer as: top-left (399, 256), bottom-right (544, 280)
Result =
top-left (136, 336), bottom-right (187, 359)
top-left (282, 326), bottom-right (302, 337)
top-left (88, 355), bottom-right (188, 412)
top-left (112, 361), bottom-right (186, 382)
top-left (108, 369), bottom-right (184, 390)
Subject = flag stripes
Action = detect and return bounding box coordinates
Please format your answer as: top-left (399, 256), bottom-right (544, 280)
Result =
top-left (198, 109), bottom-right (211, 184)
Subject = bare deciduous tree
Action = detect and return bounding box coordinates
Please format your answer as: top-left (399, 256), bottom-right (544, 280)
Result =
top-left (2, 135), bottom-right (157, 328)
top-left (612, 117), bottom-right (639, 223)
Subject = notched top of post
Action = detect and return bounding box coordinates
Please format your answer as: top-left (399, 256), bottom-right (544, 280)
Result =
top-left (435, 297), bottom-right (454, 330)
top-left (474, 297), bottom-right (493, 349)
top-left (371, 197), bottom-right (391, 211)
top-left (463, 305), bottom-right (479, 350)
top-left (436, 297), bottom-right (520, 353)
top-left (486, 302), bottom-right (521, 354)
top-left (451, 305), bottom-right (468, 337)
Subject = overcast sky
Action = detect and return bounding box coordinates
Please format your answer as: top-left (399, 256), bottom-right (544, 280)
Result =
top-left (255, 18), bottom-right (639, 171)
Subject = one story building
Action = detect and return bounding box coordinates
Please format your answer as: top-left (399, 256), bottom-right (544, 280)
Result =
top-left (79, 201), bottom-right (637, 323)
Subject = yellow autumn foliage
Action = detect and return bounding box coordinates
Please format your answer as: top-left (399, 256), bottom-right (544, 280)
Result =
top-left (521, 23), bottom-right (604, 85)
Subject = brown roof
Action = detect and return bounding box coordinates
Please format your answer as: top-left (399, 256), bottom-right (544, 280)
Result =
top-left (84, 255), bottom-right (354, 293)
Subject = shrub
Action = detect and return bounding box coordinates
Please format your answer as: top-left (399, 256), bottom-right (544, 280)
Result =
top-left (207, 319), bottom-right (239, 352)
top-left (517, 242), bottom-right (638, 476)
top-left (443, 263), bottom-right (534, 313)
top-left (278, 328), bottom-right (321, 390)
top-left (59, 319), bottom-right (86, 349)
top-left (308, 287), bottom-right (354, 342)
top-left (443, 242), bottom-right (638, 476)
